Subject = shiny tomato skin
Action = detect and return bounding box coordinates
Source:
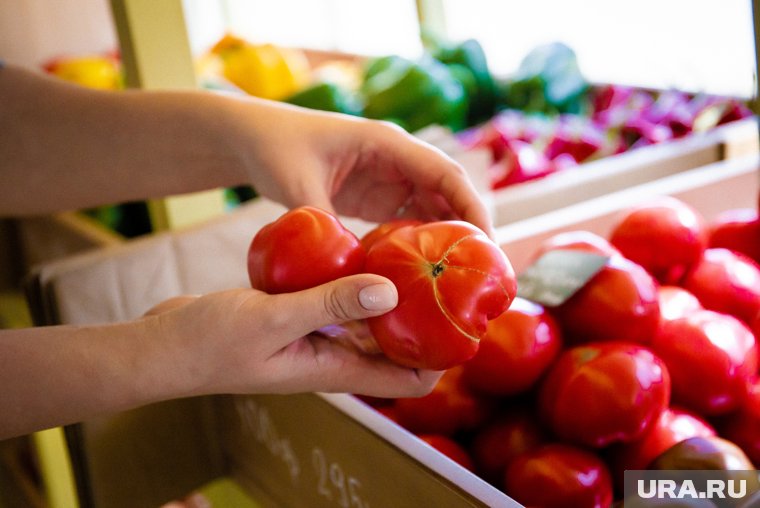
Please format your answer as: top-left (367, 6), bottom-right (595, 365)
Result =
top-left (360, 219), bottom-right (422, 252)
top-left (462, 297), bottom-right (562, 396)
top-left (470, 407), bottom-right (547, 484)
top-left (609, 196), bottom-right (707, 285)
top-left (504, 443), bottom-right (613, 508)
top-left (658, 285), bottom-right (703, 322)
top-left (682, 248), bottom-right (760, 326)
top-left (552, 255), bottom-right (661, 345)
top-left (716, 380), bottom-right (760, 465)
top-left (247, 206), bottom-right (365, 293)
top-left (609, 406), bottom-right (716, 478)
top-left (393, 367), bottom-right (494, 436)
top-left (533, 230), bottom-right (620, 259)
top-left (650, 309), bottom-right (758, 416)
top-left (417, 434), bottom-right (475, 471)
top-left (365, 220), bottom-right (517, 370)
top-left (539, 342), bottom-right (670, 448)
top-left (708, 208), bottom-right (760, 265)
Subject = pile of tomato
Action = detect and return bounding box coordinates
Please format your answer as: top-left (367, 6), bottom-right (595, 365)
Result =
top-left (359, 195), bottom-right (760, 508)
top-left (246, 196), bottom-right (760, 508)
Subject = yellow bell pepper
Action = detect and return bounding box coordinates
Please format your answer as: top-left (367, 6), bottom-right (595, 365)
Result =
top-left (43, 55), bottom-right (123, 90)
top-left (210, 34), bottom-right (310, 101)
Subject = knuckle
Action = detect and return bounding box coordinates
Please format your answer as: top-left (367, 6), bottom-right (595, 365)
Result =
top-left (322, 287), bottom-right (355, 322)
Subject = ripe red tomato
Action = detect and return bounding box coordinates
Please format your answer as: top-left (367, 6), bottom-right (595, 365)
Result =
top-left (469, 407), bottom-right (547, 485)
top-left (504, 443), bottom-right (613, 508)
top-left (716, 380), bottom-right (760, 465)
top-left (658, 285), bottom-right (702, 321)
top-left (609, 406), bottom-right (716, 476)
top-left (365, 221), bottom-right (517, 369)
top-left (708, 208), bottom-right (760, 265)
top-left (247, 206), bottom-right (365, 293)
top-left (682, 248), bottom-right (760, 326)
top-left (538, 342), bottom-right (670, 448)
top-left (532, 230), bottom-right (620, 259)
top-left (462, 297), bottom-right (562, 396)
top-left (551, 255), bottom-right (661, 345)
top-left (393, 367), bottom-right (494, 436)
top-left (609, 196), bottom-right (707, 285)
top-left (360, 219), bottom-right (422, 252)
top-left (650, 309), bottom-right (757, 416)
top-left (417, 434), bottom-right (475, 471)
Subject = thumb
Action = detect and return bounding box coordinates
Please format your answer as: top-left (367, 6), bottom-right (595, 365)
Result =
top-left (276, 274), bottom-right (398, 339)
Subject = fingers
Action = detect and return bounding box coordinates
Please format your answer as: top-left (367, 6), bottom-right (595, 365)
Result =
top-left (273, 334), bottom-right (444, 398)
top-left (373, 122), bottom-right (495, 237)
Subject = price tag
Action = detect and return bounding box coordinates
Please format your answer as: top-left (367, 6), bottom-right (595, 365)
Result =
top-left (517, 249), bottom-right (609, 307)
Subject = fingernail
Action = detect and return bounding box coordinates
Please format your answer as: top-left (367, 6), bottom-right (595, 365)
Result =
top-left (359, 284), bottom-right (397, 311)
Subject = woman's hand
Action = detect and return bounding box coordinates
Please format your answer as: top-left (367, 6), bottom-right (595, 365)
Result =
top-left (143, 273), bottom-right (443, 399)
top-left (229, 101), bottom-right (494, 237)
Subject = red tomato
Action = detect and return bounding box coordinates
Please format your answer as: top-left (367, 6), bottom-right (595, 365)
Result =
top-left (365, 221), bottom-right (517, 369)
top-left (650, 309), bottom-right (757, 416)
top-left (533, 230), bottom-right (620, 259)
top-left (716, 380), bottom-right (760, 465)
top-left (393, 367), bottom-right (494, 436)
top-left (539, 342), bottom-right (670, 448)
top-left (360, 219), bottom-right (422, 252)
top-left (658, 285), bottom-right (702, 321)
top-left (417, 434), bottom-right (475, 471)
top-left (708, 208), bottom-right (760, 265)
top-left (609, 196), bottom-right (707, 285)
top-left (609, 406), bottom-right (716, 477)
top-left (682, 248), bottom-right (760, 326)
top-left (470, 408), bottom-right (547, 485)
top-left (462, 297), bottom-right (562, 396)
top-left (504, 443), bottom-right (613, 508)
top-left (247, 206), bottom-right (365, 293)
top-left (551, 255), bottom-right (661, 345)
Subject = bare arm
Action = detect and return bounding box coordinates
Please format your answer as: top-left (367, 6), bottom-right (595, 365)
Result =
top-left (0, 64), bottom-right (492, 234)
top-left (0, 65), bottom-right (249, 215)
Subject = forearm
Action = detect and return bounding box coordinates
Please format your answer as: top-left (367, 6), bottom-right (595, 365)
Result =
top-left (0, 65), bottom-right (254, 216)
top-left (0, 318), bottom-right (195, 439)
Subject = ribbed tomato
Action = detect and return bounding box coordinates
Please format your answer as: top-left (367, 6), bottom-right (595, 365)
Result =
top-left (365, 221), bottom-right (517, 369)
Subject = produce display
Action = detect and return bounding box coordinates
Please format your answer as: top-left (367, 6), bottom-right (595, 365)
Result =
top-left (349, 194), bottom-right (760, 507)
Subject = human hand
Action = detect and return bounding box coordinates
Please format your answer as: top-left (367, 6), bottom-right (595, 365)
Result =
top-left (233, 101), bottom-right (494, 237)
top-left (142, 273), bottom-right (443, 398)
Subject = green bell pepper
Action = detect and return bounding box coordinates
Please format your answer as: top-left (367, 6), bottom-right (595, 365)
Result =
top-left (285, 81), bottom-right (363, 116)
top-left (361, 55), bottom-right (468, 133)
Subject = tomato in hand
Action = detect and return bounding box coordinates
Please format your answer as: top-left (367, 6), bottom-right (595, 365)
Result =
top-left (609, 196), bottom-right (707, 285)
top-left (247, 206), bottom-right (365, 293)
top-left (470, 407), bottom-right (547, 485)
top-left (650, 309), bottom-right (757, 416)
top-left (393, 367), bottom-right (494, 436)
top-left (551, 255), bottom-right (661, 345)
top-left (365, 220), bottom-right (517, 369)
top-left (360, 219), bottom-right (422, 252)
top-left (539, 342), bottom-right (670, 448)
top-left (708, 208), bottom-right (760, 265)
top-left (462, 297), bottom-right (562, 396)
top-left (682, 248), bottom-right (760, 326)
top-left (417, 434), bottom-right (475, 471)
top-left (609, 406), bottom-right (716, 475)
top-left (716, 380), bottom-right (760, 465)
top-left (504, 443), bottom-right (613, 508)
